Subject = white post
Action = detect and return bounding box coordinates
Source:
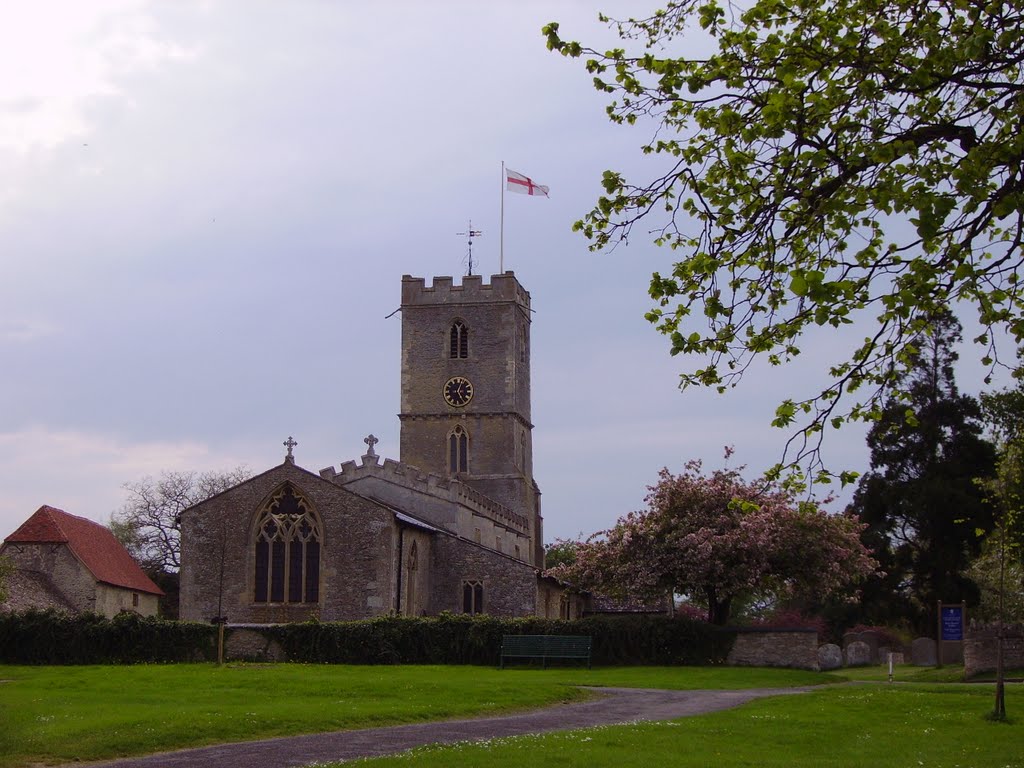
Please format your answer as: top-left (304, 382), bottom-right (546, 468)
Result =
top-left (500, 160), bottom-right (505, 273)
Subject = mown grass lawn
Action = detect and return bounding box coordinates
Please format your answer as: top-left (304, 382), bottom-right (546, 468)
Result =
top-left (0, 663), bottom-right (830, 766)
top-left (1, 663), bottom-right (1019, 768)
top-left (339, 684), bottom-right (1024, 768)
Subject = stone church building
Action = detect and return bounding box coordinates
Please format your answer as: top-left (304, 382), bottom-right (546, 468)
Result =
top-left (180, 273), bottom-right (580, 623)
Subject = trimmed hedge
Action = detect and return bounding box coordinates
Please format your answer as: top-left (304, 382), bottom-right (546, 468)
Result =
top-left (0, 609), bottom-right (216, 664)
top-left (0, 610), bottom-right (734, 666)
top-left (265, 613), bottom-right (734, 666)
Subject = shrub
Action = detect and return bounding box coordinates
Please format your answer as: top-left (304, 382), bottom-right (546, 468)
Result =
top-left (269, 613), bottom-right (735, 666)
top-left (0, 610), bottom-right (733, 666)
top-left (0, 609), bottom-right (216, 664)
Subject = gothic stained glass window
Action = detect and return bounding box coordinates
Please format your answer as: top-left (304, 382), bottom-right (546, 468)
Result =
top-left (253, 485), bottom-right (322, 604)
top-left (449, 321), bottom-right (468, 359)
top-left (448, 425), bottom-right (468, 474)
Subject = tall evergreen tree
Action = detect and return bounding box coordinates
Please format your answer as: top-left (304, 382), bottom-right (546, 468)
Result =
top-left (848, 309), bottom-right (996, 630)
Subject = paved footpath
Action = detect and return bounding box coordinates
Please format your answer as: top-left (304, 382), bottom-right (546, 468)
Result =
top-left (83, 686), bottom-right (814, 768)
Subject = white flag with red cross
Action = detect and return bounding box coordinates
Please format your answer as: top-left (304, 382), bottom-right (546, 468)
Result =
top-left (505, 168), bottom-right (550, 198)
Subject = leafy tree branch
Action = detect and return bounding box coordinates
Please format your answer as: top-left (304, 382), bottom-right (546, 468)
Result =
top-left (545, 0), bottom-right (1024, 482)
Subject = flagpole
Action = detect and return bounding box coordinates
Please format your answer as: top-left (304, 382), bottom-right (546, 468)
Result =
top-left (500, 160), bottom-right (505, 273)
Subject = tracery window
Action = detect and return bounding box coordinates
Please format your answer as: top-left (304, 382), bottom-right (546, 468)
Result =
top-left (448, 424), bottom-right (469, 474)
top-left (253, 484), bottom-right (321, 604)
top-left (462, 579), bottom-right (484, 615)
top-left (449, 321), bottom-right (468, 359)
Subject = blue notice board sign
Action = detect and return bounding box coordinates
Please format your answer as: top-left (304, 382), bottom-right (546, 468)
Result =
top-left (941, 606), bottom-right (963, 641)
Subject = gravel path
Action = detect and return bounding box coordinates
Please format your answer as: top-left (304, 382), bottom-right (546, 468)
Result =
top-left (81, 685), bottom-right (814, 768)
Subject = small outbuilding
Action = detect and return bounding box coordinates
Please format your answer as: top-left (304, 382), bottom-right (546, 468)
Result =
top-left (0, 505), bottom-right (163, 617)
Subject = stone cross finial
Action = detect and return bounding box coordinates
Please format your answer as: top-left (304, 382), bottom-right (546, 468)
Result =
top-left (363, 434), bottom-right (379, 457)
top-left (284, 436), bottom-right (298, 462)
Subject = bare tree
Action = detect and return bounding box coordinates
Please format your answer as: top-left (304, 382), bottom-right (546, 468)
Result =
top-left (110, 467), bottom-right (250, 573)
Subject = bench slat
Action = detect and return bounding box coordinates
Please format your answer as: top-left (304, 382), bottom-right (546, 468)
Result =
top-left (499, 634), bottom-right (592, 669)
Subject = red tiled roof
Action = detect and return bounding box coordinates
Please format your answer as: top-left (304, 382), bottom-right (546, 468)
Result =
top-left (5, 505), bottom-right (164, 596)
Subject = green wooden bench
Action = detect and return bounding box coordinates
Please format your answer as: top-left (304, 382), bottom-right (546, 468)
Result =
top-left (500, 634), bottom-right (592, 669)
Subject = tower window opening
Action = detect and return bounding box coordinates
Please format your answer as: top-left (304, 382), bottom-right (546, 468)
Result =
top-left (449, 425), bottom-right (469, 474)
top-left (450, 321), bottom-right (468, 359)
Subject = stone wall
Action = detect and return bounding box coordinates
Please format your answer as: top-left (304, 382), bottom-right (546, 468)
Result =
top-left (726, 628), bottom-right (820, 670)
top-left (326, 456), bottom-right (532, 563)
top-left (429, 535), bottom-right (537, 617)
top-left (963, 624), bottom-right (1024, 677)
top-left (225, 626), bottom-right (287, 662)
top-left (180, 462), bottom-right (397, 624)
top-left (0, 542), bottom-right (97, 613)
top-left (94, 583), bottom-right (159, 618)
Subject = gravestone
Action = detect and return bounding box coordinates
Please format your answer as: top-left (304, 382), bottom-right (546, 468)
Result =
top-left (845, 640), bottom-right (871, 667)
top-left (911, 637), bottom-right (937, 666)
top-left (818, 643), bottom-right (843, 670)
top-left (843, 631), bottom-right (882, 663)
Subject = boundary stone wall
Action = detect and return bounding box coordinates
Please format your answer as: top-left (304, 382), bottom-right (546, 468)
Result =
top-left (964, 624), bottom-right (1024, 677)
top-left (726, 627), bottom-right (820, 670)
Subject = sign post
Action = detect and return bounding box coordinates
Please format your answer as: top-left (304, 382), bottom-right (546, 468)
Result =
top-left (937, 601), bottom-right (966, 669)
top-left (210, 615), bottom-right (228, 666)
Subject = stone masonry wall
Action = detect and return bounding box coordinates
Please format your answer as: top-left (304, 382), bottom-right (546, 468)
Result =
top-left (94, 583), bottom-right (159, 618)
top-left (0, 542), bottom-right (97, 613)
top-left (964, 624), bottom-right (1024, 677)
top-left (726, 628), bottom-right (820, 670)
top-left (180, 462), bottom-right (397, 624)
top-left (398, 272), bottom-right (540, 568)
top-left (429, 534), bottom-right (537, 617)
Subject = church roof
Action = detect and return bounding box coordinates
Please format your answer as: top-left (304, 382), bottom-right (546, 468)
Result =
top-left (5, 505), bottom-right (164, 596)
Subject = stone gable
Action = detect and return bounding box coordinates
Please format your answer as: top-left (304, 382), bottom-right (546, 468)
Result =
top-left (180, 461), bottom-right (398, 623)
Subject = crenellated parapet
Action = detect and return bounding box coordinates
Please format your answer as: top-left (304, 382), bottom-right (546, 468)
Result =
top-left (321, 457), bottom-right (454, 494)
top-left (453, 482), bottom-right (527, 530)
top-left (401, 272), bottom-right (530, 309)
top-left (320, 455), bottom-right (528, 532)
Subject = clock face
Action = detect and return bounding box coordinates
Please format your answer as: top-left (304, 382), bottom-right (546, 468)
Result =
top-left (443, 376), bottom-right (474, 407)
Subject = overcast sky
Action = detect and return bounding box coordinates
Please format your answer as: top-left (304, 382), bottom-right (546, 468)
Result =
top-left (0, 1), bottom-right (1004, 544)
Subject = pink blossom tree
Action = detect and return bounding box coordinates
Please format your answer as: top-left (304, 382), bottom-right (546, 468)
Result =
top-left (548, 459), bottom-right (876, 625)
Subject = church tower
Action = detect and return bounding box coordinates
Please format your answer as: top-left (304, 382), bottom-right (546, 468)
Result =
top-left (399, 272), bottom-right (543, 566)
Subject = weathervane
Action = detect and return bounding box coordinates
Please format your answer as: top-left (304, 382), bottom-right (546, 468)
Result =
top-left (456, 220), bottom-right (483, 276)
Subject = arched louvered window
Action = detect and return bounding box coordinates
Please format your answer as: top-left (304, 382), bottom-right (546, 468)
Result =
top-left (448, 424), bottom-right (469, 474)
top-left (449, 321), bottom-right (468, 359)
top-left (253, 485), bottom-right (321, 604)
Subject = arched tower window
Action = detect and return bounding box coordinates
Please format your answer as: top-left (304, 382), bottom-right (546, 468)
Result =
top-left (448, 424), bottom-right (469, 474)
top-left (449, 320), bottom-right (468, 359)
top-left (253, 484), bottom-right (321, 604)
